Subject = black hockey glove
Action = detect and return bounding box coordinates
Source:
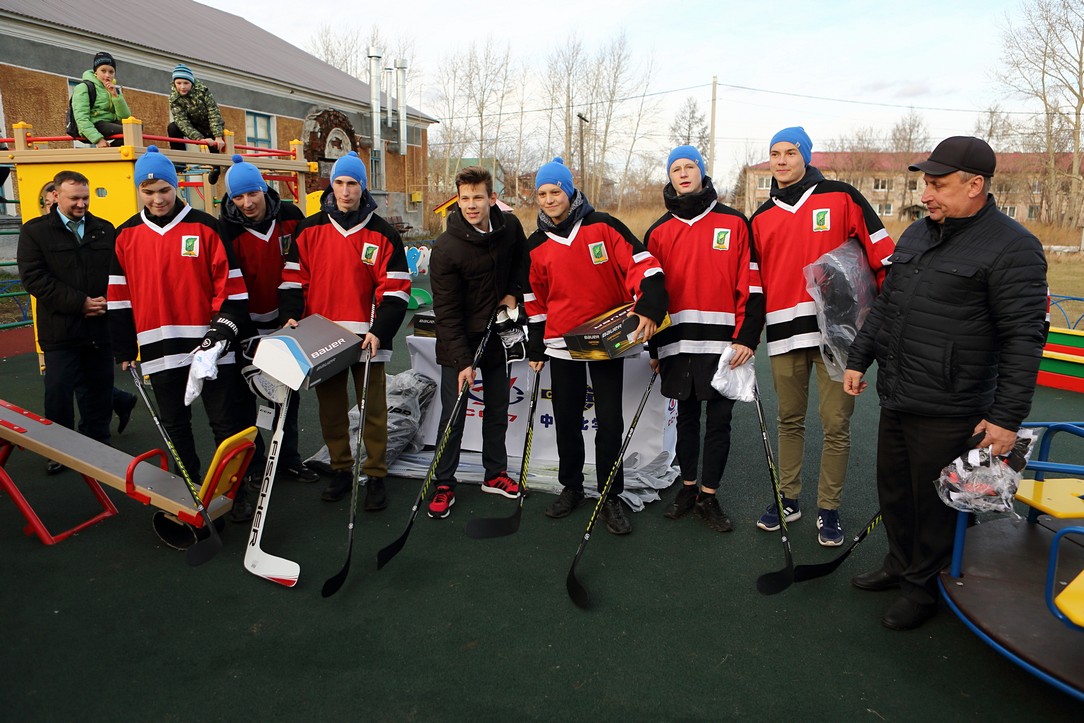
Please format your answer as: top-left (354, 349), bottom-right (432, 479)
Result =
top-left (201, 313), bottom-right (240, 353)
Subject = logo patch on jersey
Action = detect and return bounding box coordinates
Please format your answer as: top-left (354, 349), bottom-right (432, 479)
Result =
top-left (812, 209), bottom-right (831, 232)
top-left (279, 233), bottom-right (292, 257)
top-left (361, 242), bottom-right (379, 266)
top-left (712, 228), bottom-right (731, 251)
top-left (181, 235), bottom-right (199, 257)
top-left (588, 241), bottom-right (608, 265)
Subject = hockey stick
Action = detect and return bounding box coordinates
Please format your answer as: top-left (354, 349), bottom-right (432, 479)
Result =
top-left (567, 370), bottom-right (658, 610)
top-left (464, 368), bottom-right (540, 539)
top-left (376, 312), bottom-right (498, 569)
top-left (792, 511), bottom-right (882, 583)
top-left (322, 347), bottom-right (374, 597)
top-left (753, 380), bottom-right (795, 596)
top-left (242, 366), bottom-right (300, 587)
top-left (128, 364), bottom-right (222, 566)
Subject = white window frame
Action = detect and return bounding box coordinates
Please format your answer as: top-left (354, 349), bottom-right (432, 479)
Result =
top-left (245, 111), bottom-right (275, 149)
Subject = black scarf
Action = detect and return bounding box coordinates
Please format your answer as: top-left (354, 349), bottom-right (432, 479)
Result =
top-left (322, 186), bottom-right (379, 230)
top-left (663, 176), bottom-right (718, 219)
top-left (769, 165), bottom-right (825, 206)
top-left (536, 189), bottom-right (594, 237)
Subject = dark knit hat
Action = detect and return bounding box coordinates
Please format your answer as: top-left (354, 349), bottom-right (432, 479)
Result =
top-left (330, 151), bottom-right (367, 188)
top-left (134, 146), bottom-right (178, 188)
top-left (535, 157), bottom-right (575, 196)
top-left (909, 136), bottom-right (996, 177)
top-left (93, 51), bottom-right (116, 71)
top-left (770, 126), bottom-right (813, 166)
top-left (172, 63), bottom-right (195, 84)
top-left (667, 145), bottom-right (705, 177)
top-left (225, 155), bottom-right (268, 197)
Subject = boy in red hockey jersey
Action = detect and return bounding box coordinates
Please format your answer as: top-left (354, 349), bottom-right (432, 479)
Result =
top-left (279, 152), bottom-right (410, 509)
top-left (750, 127), bottom-right (894, 546)
top-left (108, 146), bottom-right (252, 519)
top-left (524, 158), bottom-right (668, 536)
top-left (646, 146), bottom-right (764, 533)
top-left (219, 155), bottom-right (319, 484)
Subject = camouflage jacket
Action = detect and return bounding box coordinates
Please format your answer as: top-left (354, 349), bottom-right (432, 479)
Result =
top-left (168, 80), bottom-right (225, 139)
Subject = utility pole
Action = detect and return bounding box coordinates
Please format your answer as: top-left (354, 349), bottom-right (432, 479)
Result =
top-left (577, 112), bottom-right (590, 192)
top-left (709, 75), bottom-right (717, 179)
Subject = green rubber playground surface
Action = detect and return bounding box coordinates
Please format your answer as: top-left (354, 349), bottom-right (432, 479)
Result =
top-left (2, 278), bottom-right (1083, 720)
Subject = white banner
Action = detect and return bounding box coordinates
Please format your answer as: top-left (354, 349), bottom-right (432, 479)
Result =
top-left (406, 335), bottom-right (676, 465)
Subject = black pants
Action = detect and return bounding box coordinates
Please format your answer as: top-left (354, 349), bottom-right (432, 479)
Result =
top-left (167, 122), bottom-right (221, 152)
top-left (675, 391), bottom-right (736, 488)
top-left (549, 356), bottom-right (625, 497)
top-left (434, 346), bottom-right (510, 487)
top-left (94, 121), bottom-right (124, 147)
top-left (149, 364), bottom-right (245, 479)
top-left (43, 344), bottom-right (115, 444)
top-left (876, 408), bottom-right (981, 605)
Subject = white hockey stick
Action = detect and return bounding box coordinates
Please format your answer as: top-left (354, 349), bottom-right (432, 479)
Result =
top-left (243, 368), bottom-right (300, 587)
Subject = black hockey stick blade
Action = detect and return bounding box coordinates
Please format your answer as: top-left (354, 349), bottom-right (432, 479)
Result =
top-left (464, 501), bottom-right (524, 539)
top-left (376, 516), bottom-right (416, 569)
top-left (321, 546), bottom-right (352, 597)
top-left (793, 512), bottom-right (882, 583)
top-left (185, 530), bottom-right (224, 567)
top-left (566, 554), bottom-right (591, 610)
top-left (756, 539), bottom-right (795, 595)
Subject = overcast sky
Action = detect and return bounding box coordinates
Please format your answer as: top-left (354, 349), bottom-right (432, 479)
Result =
top-left (204, 0), bottom-right (1032, 185)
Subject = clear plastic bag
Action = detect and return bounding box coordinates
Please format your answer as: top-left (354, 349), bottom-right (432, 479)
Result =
top-left (710, 345), bottom-right (755, 402)
top-left (935, 428), bottom-right (1038, 514)
top-left (803, 238), bottom-right (877, 381)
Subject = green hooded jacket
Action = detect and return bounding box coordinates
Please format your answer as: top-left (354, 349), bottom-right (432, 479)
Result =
top-left (72, 69), bottom-right (132, 144)
top-left (168, 80), bottom-right (225, 139)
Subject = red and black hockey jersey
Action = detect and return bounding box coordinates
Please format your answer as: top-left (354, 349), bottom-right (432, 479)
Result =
top-left (524, 209), bottom-right (667, 361)
top-left (279, 203), bottom-right (410, 364)
top-left (108, 202), bottom-right (248, 375)
top-left (220, 193), bottom-right (304, 336)
top-left (751, 174), bottom-right (894, 356)
top-left (646, 197), bottom-right (764, 359)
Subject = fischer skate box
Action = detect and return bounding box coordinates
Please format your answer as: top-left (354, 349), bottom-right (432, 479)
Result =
top-left (563, 303), bottom-right (671, 361)
top-left (252, 314), bottom-right (362, 390)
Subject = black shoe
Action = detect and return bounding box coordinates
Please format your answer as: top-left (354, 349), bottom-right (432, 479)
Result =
top-left (545, 487), bottom-right (586, 518)
top-left (115, 393), bottom-right (137, 434)
top-left (664, 484), bottom-right (698, 519)
top-left (694, 494), bottom-right (733, 532)
top-left (227, 485), bottom-right (255, 523)
top-left (321, 470), bottom-right (353, 502)
top-left (600, 497), bottom-right (632, 535)
top-left (363, 476), bottom-right (388, 511)
top-left (208, 166), bottom-right (221, 185)
top-left (45, 460), bottom-right (64, 476)
top-left (852, 567), bottom-right (901, 592)
top-left (881, 596), bottom-right (937, 630)
top-left (280, 464), bottom-right (320, 483)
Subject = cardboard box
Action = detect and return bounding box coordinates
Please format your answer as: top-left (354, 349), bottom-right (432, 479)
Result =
top-left (412, 309), bottom-right (436, 338)
top-left (563, 303), bottom-right (670, 361)
top-left (252, 314), bottom-right (362, 390)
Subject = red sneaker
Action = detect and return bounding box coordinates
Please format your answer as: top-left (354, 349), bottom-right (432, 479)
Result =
top-left (482, 472), bottom-right (520, 499)
top-left (427, 485), bottom-right (455, 519)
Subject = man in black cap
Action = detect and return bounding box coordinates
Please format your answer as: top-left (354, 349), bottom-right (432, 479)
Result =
top-left (842, 136), bottom-right (1048, 630)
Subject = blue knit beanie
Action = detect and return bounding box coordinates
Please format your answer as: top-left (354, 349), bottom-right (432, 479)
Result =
top-left (331, 151), bottom-right (367, 189)
top-left (535, 157), bottom-right (575, 196)
top-left (769, 126), bottom-right (813, 166)
top-left (172, 63), bottom-right (195, 84)
top-left (667, 145), bottom-right (705, 177)
top-left (134, 146), bottom-right (178, 187)
top-left (225, 155), bottom-right (267, 197)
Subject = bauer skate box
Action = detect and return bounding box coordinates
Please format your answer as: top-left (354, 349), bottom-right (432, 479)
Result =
top-left (412, 309), bottom-right (436, 338)
top-left (252, 314), bottom-right (362, 390)
top-left (563, 303), bottom-right (670, 360)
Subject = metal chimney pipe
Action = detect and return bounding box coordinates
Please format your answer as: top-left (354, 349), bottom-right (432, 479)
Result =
top-left (368, 47), bottom-right (382, 188)
top-left (385, 67), bottom-right (393, 128)
top-left (396, 60), bottom-right (408, 157)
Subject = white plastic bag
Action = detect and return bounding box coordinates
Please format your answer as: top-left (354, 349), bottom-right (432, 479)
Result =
top-left (803, 238), bottom-right (877, 381)
top-left (711, 345), bottom-right (755, 402)
top-left (935, 428), bottom-right (1038, 514)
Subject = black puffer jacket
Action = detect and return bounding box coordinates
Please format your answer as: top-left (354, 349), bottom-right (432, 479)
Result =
top-left (431, 205), bottom-right (527, 369)
top-left (847, 196), bottom-right (1047, 429)
top-left (17, 210), bottom-right (115, 351)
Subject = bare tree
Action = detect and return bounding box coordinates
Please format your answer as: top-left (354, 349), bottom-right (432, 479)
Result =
top-left (972, 105), bottom-right (1018, 152)
top-left (998, 0), bottom-right (1084, 227)
top-left (669, 97), bottom-right (710, 150)
top-left (616, 57), bottom-right (660, 213)
top-left (889, 109), bottom-right (929, 155)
